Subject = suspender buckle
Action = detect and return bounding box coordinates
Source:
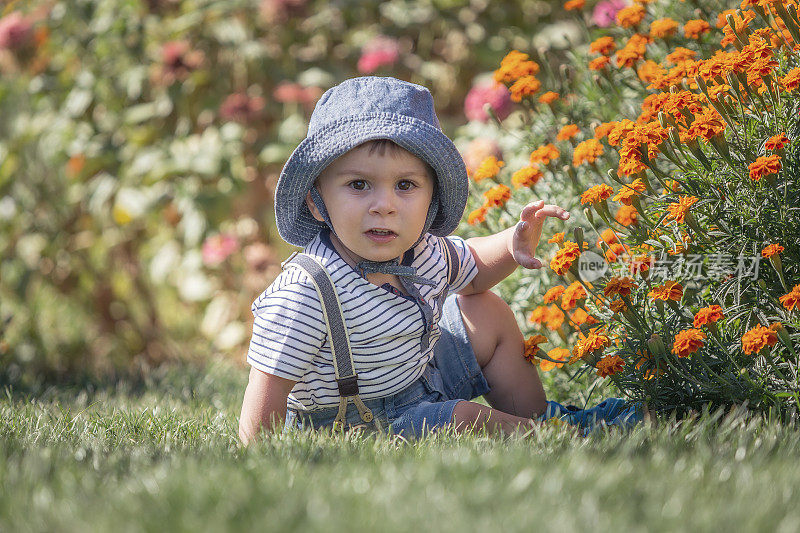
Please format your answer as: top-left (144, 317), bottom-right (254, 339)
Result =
top-left (336, 375), bottom-right (359, 397)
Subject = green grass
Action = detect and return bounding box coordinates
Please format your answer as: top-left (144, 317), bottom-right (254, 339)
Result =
top-left (2, 361), bottom-right (800, 533)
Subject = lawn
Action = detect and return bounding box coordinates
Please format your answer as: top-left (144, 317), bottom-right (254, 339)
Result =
top-left (2, 361), bottom-right (799, 533)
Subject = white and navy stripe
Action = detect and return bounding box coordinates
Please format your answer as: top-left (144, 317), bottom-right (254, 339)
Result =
top-left (246, 229), bottom-right (478, 411)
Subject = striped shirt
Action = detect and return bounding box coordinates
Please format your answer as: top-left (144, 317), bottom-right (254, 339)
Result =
top-left (246, 229), bottom-right (478, 411)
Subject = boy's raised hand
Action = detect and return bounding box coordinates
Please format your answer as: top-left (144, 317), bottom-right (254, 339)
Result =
top-left (511, 200), bottom-right (570, 269)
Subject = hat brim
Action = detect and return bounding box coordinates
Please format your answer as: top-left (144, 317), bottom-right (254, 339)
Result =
top-left (275, 113), bottom-right (468, 247)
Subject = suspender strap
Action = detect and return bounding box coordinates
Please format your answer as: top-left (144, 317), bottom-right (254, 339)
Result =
top-left (283, 253), bottom-right (380, 431)
top-left (439, 237), bottom-right (460, 287)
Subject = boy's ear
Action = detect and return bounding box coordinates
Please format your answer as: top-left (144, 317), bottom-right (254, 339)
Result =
top-left (305, 190), bottom-right (324, 222)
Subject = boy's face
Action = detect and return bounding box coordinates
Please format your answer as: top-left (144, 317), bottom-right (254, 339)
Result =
top-left (305, 143), bottom-right (434, 264)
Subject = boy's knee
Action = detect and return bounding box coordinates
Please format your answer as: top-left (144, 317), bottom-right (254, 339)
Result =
top-left (457, 291), bottom-right (519, 334)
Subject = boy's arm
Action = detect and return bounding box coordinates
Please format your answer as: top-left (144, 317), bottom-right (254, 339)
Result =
top-left (459, 200), bottom-right (569, 295)
top-left (238, 367), bottom-right (297, 446)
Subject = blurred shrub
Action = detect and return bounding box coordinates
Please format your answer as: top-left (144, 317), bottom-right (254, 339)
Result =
top-left (0, 0), bottom-right (578, 382)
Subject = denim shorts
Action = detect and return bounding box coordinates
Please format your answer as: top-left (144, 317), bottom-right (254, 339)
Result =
top-left (283, 294), bottom-right (491, 438)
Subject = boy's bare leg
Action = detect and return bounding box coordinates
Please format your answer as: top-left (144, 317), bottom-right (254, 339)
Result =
top-left (456, 291), bottom-right (547, 420)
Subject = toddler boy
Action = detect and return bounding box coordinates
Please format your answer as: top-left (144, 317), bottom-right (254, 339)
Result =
top-left (238, 77), bottom-right (621, 444)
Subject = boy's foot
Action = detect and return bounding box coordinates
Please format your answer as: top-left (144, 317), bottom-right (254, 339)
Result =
top-left (538, 398), bottom-right (643, 433)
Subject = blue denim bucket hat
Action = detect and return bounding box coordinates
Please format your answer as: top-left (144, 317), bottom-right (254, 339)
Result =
top-left (275, 76), bottom-right (469, 247)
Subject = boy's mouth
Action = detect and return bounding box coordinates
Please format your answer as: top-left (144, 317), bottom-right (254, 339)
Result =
top-left (365, 228), bottom-right (397, 242)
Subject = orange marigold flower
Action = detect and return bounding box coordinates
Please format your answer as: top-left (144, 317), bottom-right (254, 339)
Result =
top-left (650, 18), bottom-right (679, 39)
top-left (762, 244), bottom-right (784, 258)
top-left (541, 348), bottom-right (570, 371)
top-left (781, 68), bottom-right (800, 91)
top-left (523, 334), bottom-right (548, 363)
top-left (538, 91), bottom-right (559, 104)
top-left (573, 138), bottom-right (604, 166)
top-left (607, 119), bottom-right (635, 146)
top-left (665, 195), bottom-right (699, 224)
top-left (557, 124), bottom-right (580, 141)
top-left (765, 134), bottom-right (789, 151)
top-left (616, 4), bottom-right (646, 28)
top-left (548, 232), bottom-right (564, 244)
top-left (530, 144), bottom-right (560, 165)
top-left (550, 255), bottom-right (572, 276)
top-left (605, 242), bottom-right (629, 263)
top-left (779, 285), bottom-right (800, 311)
top-left (564, 0), bottom-right (585, 10)
top-left (589, 56), bottom-right (611, 70)
top-left (543, 285), bottom-right (566, 304)
top-left (612, 179), bottom-right (646, 205)
top-left (483, 184), bottom-right (511, 207)
top-left (748, 154), bottom-right (781, 181)
top-left (672, 328), bottom-right (706, 358)
top-left (494, 50), bottom-right (540, 84)
top-left (580, 184), bottom-right (614, 205)
top-left (472, 156), bottom-right (504, 182)
top-left (648, 280), bottom-right (684, 301)
top-left (666, 46), bottom-right (697, 64)
top-left (511, 166), bottom-right (543, 189)
top-left (529, 305), bottom-right (548, 324)
top-left (706, 84), bottom-right (730, 101)
top-left (550, 241), bottom-right (582, 275)
top-left (590, 36), bottom-right (616, 56)
top-left (594, 122), bottom-right (617, 140)
top-left (616, 34), bottom-right (650, 68)
top-left (570, 327), bottom-right (611, 363)
top-left (688, 108), bottom-right (726, 141)
top-left (628, 253), bottom-right (653, 276)
top-left (741, 325), bottom-right (778, 355)
top-left (570, 308), bottom-right (599, 326)
top-left (610, 298), bottom-right (628, 313)
top-left (509, 75), bottom-right (542, 102)
top-left (716, 9), bottom-right (737, 29)
top-left (561, 281), bottom-right (587, 310)
top-left (468, 205), bottom-right (489, 225)
top-left (693, 305), bottom-right (724, 328)
top-left (560, 241), bottom-right (583, 261)
top-left (684, 19), bottom-right (711, 39)
top-left (638, 60), bottom-right (667, 84)
top-left (616, 205), bottom-right (639, 226)
top-left (596, 228), bottom-right (618, 247)
top-left (545, 305), bottom-right (565, 330)
top-left (596, 354), bottom-right (625, 377)
top-left (604, 276), bottom-right (637, 298)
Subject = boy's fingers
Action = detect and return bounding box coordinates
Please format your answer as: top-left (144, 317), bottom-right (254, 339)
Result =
top-left (533, 205), bottom-right (570, 220)
top-left (520, 201), bottom-right (545, 223)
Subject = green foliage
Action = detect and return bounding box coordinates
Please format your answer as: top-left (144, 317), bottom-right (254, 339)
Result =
top-left (457, 0), bottom-right (800, 416)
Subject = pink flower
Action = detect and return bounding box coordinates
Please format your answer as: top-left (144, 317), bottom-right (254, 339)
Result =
top-left (202, 234), bottom-right (239, 266)
top-left (357, 36), bottom-right (400, 74)
top-left (464, 80), bottom-right (513, 122)
top-left (272, 82), bottom-right (322, 105)
top-left (219, 93), bottom-right (265, 123)
top-left (0, 12), bottom-right (32, 50)
top-left (592, 0), bottom-right (628, 27)
top-left (158, 40), bottom-right (204, 85)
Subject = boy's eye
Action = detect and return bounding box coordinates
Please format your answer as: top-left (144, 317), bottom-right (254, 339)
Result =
top-left (348, 180), bottom-right (367, 190)
top-left (397, 180), bottom-right (416, 191)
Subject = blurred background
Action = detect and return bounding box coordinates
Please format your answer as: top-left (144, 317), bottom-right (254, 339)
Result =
top-left (0, 0), bottom-right (604, 385)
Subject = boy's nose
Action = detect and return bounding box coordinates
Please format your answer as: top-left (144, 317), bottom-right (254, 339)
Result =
top-left (369, 188), bottom-right (397, 215)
